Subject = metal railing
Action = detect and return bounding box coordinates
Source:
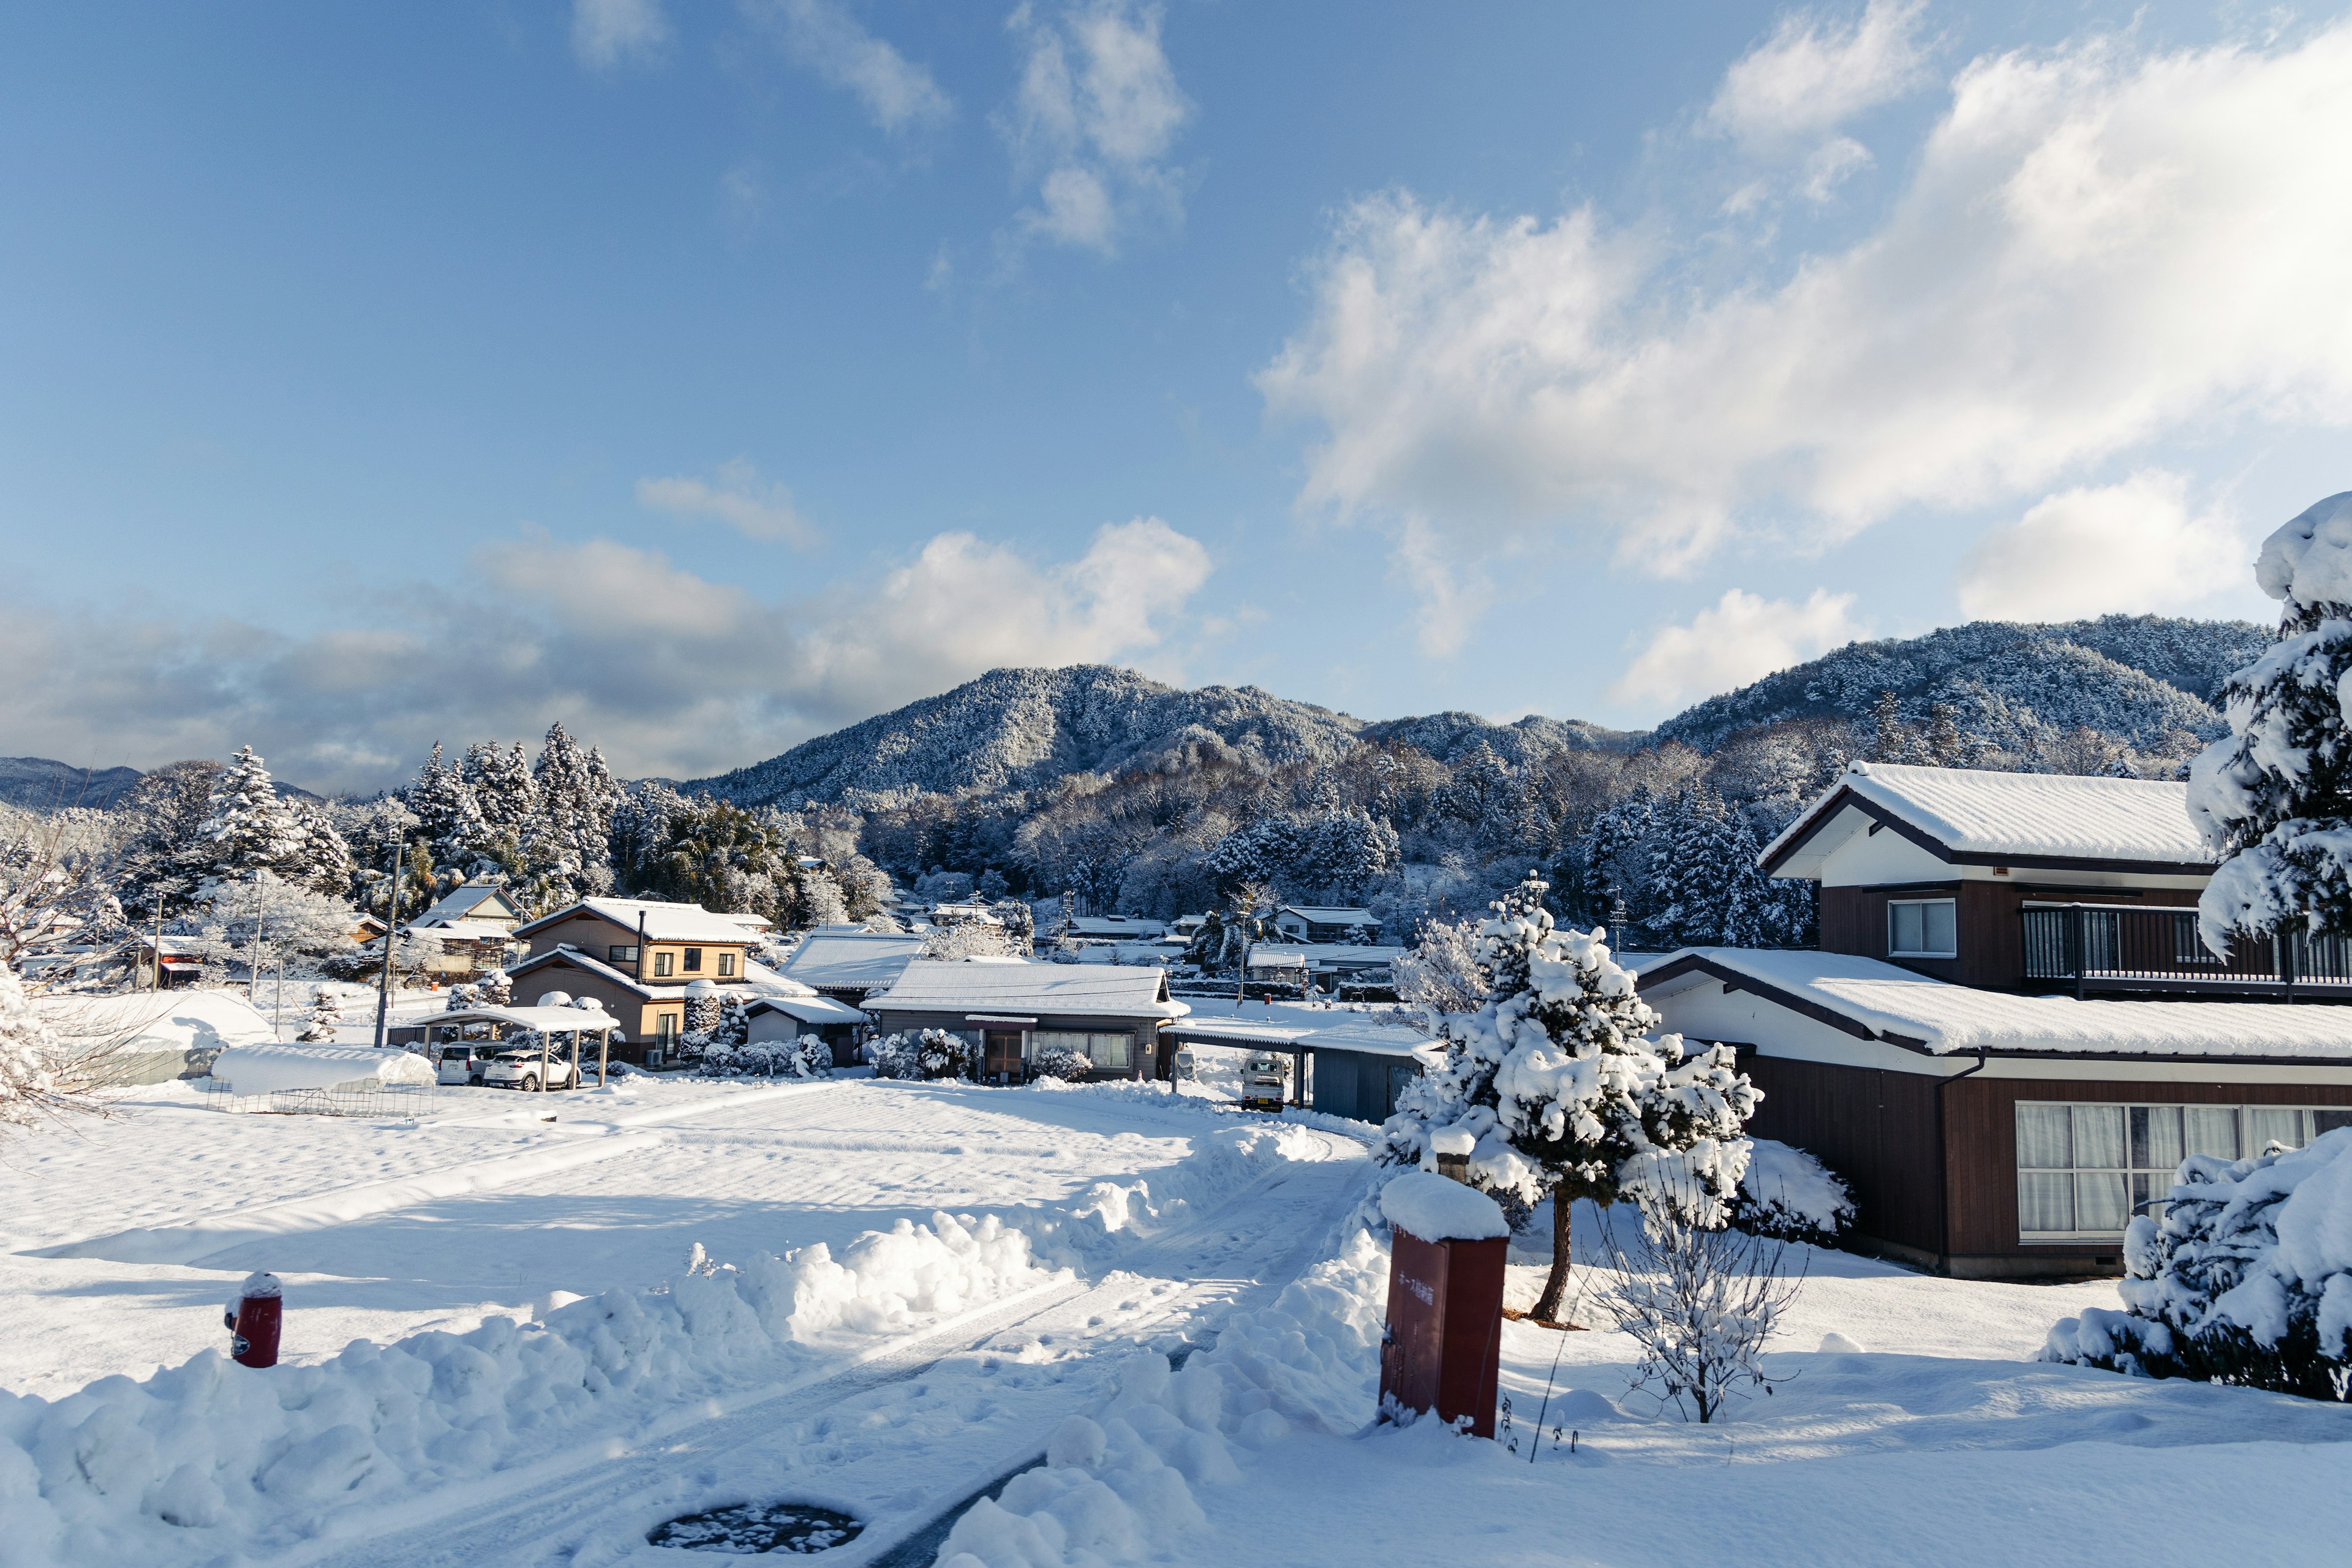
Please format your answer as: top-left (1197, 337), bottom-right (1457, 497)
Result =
top-left (2020, 903), bottom-right (2352, 997)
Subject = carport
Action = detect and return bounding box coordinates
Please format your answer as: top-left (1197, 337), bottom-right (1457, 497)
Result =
top-left (389, 1002), bottom-right (620, 1087)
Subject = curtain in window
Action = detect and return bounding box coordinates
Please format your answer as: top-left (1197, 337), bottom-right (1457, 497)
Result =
top-left (2018, 1172), bottom-right (2074, 1234)
top-left (2016, 1103), bottom-right (2071, 1169)
top-left (2072, 1104), bottom-right (2125, 1172)
top-left (1088, 1033), bottom-right (1131, 1069)
top-left (2130, 1106), bottom-right (2184, 1174)
top-left (2245, 1107), bottom-right (2305, 1155)
top-left (2184, 1107), bottom-right (2239, 1159)
top-left (2075, 1171), bottom-right (2130, 1232)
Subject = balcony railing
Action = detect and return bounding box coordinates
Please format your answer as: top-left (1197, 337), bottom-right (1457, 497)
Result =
top-left (2020, 903), bottom-right (2352, 998)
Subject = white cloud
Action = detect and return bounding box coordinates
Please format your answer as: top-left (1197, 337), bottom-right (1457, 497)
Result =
top-left (1261, 23), bottom-right (2352, 591)
top-left (1798, 135), bottom-right (1872, 202)
top-left (0, 522), bottom-right (1215, 793)
top-left (1954, 471), bottom-right (2253, 622)
top-left (1391, 517), bottom-right (1495, 658)
top-left (571, 0), bottom-right (670, 71)
top-left (750, 0), bottom-right (951, 134)
top-left (636, 460), bottom-right (821, 548)
top-left (1610, 589), bottom-right (1869, 710)
top-left (1708, 0), bottom-right (1929, 145)
top-left (999, 0), bottom-right (1193, 255)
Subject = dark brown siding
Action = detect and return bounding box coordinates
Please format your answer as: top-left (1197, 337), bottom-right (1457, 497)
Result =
top-left (1742, 1055), bottom-right (1943, 1254)
top-left (1817, 883), bottom-right (1963, 984)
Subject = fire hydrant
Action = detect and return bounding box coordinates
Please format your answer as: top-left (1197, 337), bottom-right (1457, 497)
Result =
top-left (223, 1272), bottom-right (282, 1368)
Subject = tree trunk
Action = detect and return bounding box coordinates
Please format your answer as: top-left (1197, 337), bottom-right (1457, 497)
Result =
top-left (1532, 1178), bottom-right (1574, 1323)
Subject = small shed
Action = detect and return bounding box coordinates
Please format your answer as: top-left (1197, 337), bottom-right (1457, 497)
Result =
top-left (1166, 1011), bottom-right (1437, 1120)
top-left (743, 991), bottom-right (872, 1067)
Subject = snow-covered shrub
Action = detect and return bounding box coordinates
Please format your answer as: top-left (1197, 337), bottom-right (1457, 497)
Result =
top-left (1727, 1138), bottom-right (1855, 1246)
top-left (1029, 1044), bottom-right (1088, 1080)
top-left (2041, 1127), bottom-right (2352, 1401)
top-left (869, 1032), bottom-right (920, 1080)
top-left (475, 967), bottom-right (513, 1007)
top-left (787, 1035), bottom-right (831, 1080)
top-left (915, 1027), bottom-right (976, 1081)
top-left (1596, 1195), bottom-right (1803, 1423)
top-left (0, 965), bottom-right (61, 1131)
top-left (295, 986), bottom-right (342, 1043)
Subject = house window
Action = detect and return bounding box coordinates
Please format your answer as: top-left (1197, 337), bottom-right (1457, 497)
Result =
top-left (2016, 1102), bottom-right (2352, 1240)
top-left (1887, 899), bottom-right (1957, 958)
top-left (1033, 1029), bottom-right (1132, 1069)
top-left (609, 944), bottom-right (638, 965)
top-left (655, 1012), bottom-right (679, 1042)
top-left (718, 951), bottom-right (736, 977)
top-left (684, 947), bottom-right (703, 973)
top-left (654, 951), bottom-right (674, 978)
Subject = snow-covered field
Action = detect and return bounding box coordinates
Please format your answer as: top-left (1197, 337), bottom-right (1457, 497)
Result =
top-left (1, 1071), bottom-right (2345, 1566)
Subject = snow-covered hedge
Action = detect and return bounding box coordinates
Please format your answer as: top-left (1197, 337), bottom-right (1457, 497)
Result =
top-left (870, 1031), bottom-right (973, 1081)
top-left (1727, 1139), bottom-right (1855, 1246)
top-left (699, 1036), bottom-right (832, 1080)
top-left (1029, 1045), bottom-right (1088, 1080)
top-left (2041, 1127), bottom-right (2352, 1401)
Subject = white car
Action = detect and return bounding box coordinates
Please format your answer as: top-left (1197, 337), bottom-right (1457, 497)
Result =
top-left (481, 1049), bottom-right (579, 1093)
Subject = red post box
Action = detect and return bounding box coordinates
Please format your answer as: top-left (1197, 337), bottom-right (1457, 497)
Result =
top-left (1377, 1171), bottom-right (1509, 1438)
top-left (224, 1272), bottom-right (283, 1368)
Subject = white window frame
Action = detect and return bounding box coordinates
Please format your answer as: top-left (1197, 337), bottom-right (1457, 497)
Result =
top-left (2015, 1101), bottom-right (2351, 1242)
top-left (1032, 1029), bottom-right (1133, 1071)
top-left (1887, 897), bottom-right (1958, 959)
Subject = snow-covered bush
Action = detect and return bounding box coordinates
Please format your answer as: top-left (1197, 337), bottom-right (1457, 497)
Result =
top-left (1382, 873), bottom-right (1757, 1321)
top-left (1727, 1138), bottom-right (1855, 1246)
top-left (697, 1041), bottom-right (791, 1078)
top-left (475, 967), bottom-right (513, 1007)
top-left (869, 1032), bottom-right (919, 1080)
top-left (915, 1027), bottom-right (976, 1081)
top-left (1029, 1044), bottom-right (1088, 1080)
top-left (295, 986), bottom-right (342, 1043)
top-left (2041, 1127), bottom-right (2352, 1401)
top-left (0, 965), bottom-right (61, 1131)
top-left (787, 1035), bottom-right (831, 1080)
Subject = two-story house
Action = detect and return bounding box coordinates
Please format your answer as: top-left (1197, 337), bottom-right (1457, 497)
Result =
top-left (1638, 763), bottom-right (2352, 1280)
top-left (1272, 906), bottom-right (1378, 944)
top-left (506, 898), bottom-right (766, 1064)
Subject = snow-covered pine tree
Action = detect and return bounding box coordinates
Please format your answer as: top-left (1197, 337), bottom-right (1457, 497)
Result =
top-left (1384, 874), bottom-right (1758, 1323)
top-left (475, 967), bottom-right (513, 1007)
top-left (2193, 492), bottom-right (2352, 955)
top-left (404, 744), bottom-right (484, 890)
top-left (532, 723), bottom-right (619, 906)
top-left (1649, 791), bottom-right (1749, 948)
top-left (297, 985), bottom-right (342, 1042)
top-left (194, 746), bottom-right (299, 884)
top-left (458, 741), bottom-right (540, 886)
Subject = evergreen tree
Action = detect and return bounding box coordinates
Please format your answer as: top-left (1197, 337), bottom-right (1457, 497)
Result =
top-left (404, 744), bottom-right (484, 888)
top-left (475, 967), bottom-right (513, 1007)
top-left (2194, 492), bottom-right (2352, 952)
top-left (282, 801), bottom-right (355, 899)
top-left (297, 985), bottom-right (342, 1042)
top-left (192, 747), bottom-right (299, 886)
top-left (1384, 874), bottom-right (1757, 1322)
top-left (532, 723), bottom-right (620, 905)
top-left (457, 741), bottom-right (540, 886)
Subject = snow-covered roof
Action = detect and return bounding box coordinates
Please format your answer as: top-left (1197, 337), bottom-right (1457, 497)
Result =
top-left (743, 993), bottom-right (869, 1027)
top-left (1248, 943), bottom-right (1404, 968)
top-left (407, 1002), bottom-right (615, 1032)
top-left (1761, 762), bottom-right (2214, 878)
top-left (1277, 906), bottom-right (1376, 925)
top-left (413, 883), bottom-right (519, 926)
top-left (1167, 1012), bottom-right (1435, 1060)
top-left (37, 990), bottom-right (278, 1054)
top-left (780, 930), bottom-right (927, 992)
top-left (870, 960), bottom-right (1187, 1021)
top-left (1067, 916), bottom-right (1166, 937)
top-left (514, 898), bottom-right (764, 945)
top-left (510, 945), bottom-right (658, 998)
top-left (1641, 948), bottom-right (2352, 1061)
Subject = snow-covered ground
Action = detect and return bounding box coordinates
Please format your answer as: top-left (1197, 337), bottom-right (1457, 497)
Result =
top-left (4, 1069), bottom-right (2346, 1566)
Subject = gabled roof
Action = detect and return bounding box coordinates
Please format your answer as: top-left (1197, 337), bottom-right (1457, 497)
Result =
top-left (744, 993), bottom-right (870, 1027)
top-left (1638, 947), bottom-right (2352, 1062)
top-left (1759, 763), bottom-right (2215, 879)
top-left (514, 898), bottom-right (764, 944)
top-left (509, 946), bottom-right (658, 1000)
top-left (871, 959), bottom-right (1187, 1020)
top-left (1248, 943), bottom-right (1404, 967)
top-left (1277, 905), bottom-right (1376, 924)
top-left (415, 883), bottom-right (522, 926)
top-left (777, 930), bottom-right (928, 992)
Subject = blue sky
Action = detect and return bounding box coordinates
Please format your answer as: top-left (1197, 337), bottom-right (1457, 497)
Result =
top-left (4, 1), bottom-right (2345, 792)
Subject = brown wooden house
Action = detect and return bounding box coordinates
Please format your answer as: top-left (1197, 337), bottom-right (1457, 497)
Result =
top-left (507, 898), bottom-right (766, 1066)
top-left (1640, 763), bottom-right (2352, 1280)
top-left (864, 959), bottom-right (1189, 1082)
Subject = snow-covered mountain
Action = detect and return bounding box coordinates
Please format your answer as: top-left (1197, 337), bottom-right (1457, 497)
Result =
top-left (1654, 615), bottom-right (2269, 756)
top-left (688, 614), bottom-right (2271, 808)
top-left (0, 756), bottom-right (145, 811)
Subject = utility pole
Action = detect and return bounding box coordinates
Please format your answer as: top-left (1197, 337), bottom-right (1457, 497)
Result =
top-left (151, 890), bottom-right (165, 994)
top-left (249, 869), bottom-right (266, 1006)
top-left (372, 838), bottom-right (407, 1049)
